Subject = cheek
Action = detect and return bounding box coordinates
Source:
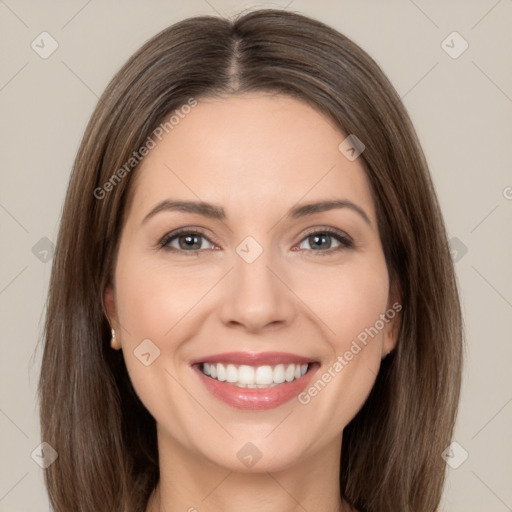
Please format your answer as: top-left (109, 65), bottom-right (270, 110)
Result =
top-left (295, 256), bottom-right (390, 352)
top-left (113, 249), bottom-right (215, 410)
top-left (300, 259), bottom-right (390, 425)
top-left (332, 267), bottom-right (389, 346)
top-left (113, 251), bottom-right (196, 434)
top-left (114, 249), bottom-right (210, 342)
top-left (293, 256), bottom-right (389, 414)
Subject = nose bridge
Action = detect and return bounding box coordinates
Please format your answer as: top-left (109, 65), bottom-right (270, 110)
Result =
top-left (218, 238), bottom-right (295, 331)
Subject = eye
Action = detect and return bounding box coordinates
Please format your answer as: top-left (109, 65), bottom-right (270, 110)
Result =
top-left (158, 227), bottom-right (353, 254)
top-left (296, 229), bottom-right (353, 253)
top-left (159, 229), bottom-right (216, 252)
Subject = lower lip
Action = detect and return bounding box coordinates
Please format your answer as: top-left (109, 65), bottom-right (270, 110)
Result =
top-left (193, 364), bottom-right (319, 410)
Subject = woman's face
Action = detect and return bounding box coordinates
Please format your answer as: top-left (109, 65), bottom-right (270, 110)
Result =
top-left (105, 93), bottom-right (400, 472)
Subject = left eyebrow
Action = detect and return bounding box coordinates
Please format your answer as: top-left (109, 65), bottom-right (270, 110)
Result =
top-left (288, 200), bottom-right (372, 226)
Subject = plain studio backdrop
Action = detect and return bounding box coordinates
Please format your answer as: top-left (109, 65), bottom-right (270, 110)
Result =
top-left (0, 1), bottom-right (511, 511)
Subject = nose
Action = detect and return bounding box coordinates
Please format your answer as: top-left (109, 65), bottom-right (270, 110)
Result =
top-left (218, 248), bottom-right (297, 333)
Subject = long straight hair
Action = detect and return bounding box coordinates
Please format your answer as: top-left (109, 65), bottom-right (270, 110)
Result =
top-left (39, 9), bottom-right (463, 512)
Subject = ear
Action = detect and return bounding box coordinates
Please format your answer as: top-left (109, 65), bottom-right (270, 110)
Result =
top-left (104, 283), bottom-right (122, 350)
top-left (103, 283), bottom-right (119, 332)
top-left (382, 278), bottom-right (402, 358)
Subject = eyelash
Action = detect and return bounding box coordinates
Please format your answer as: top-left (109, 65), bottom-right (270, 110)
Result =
top-left (158, 227), bottom-right (354, 255)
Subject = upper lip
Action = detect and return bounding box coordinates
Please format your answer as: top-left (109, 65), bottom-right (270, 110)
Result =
top-left (190, 351), bottom-right (316, 366)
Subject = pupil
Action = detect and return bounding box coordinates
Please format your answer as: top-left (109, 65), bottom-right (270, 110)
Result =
top-left (180, 234), bottom-right (200, 250)
top-left (310, 233), bottom-right (330, 249)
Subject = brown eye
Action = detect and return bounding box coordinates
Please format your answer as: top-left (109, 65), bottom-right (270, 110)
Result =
top-left (160, 230), bottom-right (215, 252)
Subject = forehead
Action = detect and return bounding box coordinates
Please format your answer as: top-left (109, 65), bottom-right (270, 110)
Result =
top-left (127, 93), bottom-right (376, 223)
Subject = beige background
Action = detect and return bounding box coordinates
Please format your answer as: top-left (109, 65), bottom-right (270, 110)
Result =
top-left (1, 0), bottom-right (511, 510)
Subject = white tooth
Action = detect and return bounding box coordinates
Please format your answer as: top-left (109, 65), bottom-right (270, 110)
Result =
top-left (273, 364), bottom-right (286, 384)
top-left (238, 365), bottom-right (255, 385)
top-left (285, 364), bottom-right (295, 382)
top-left (255, 365), bottom-right (274, 385)
top-left (216, 363), bottom-right (226, 381)
top-left (226, 364), bottom-right (238, 383)
top-left (204, 362), bottom-right (309, 385)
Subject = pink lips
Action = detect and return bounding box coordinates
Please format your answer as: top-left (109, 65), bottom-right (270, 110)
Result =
top-left (191, 351), bottom-right (319, 411)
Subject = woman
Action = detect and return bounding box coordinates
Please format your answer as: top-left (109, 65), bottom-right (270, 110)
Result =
top-left (39, 8), bottom-right (463, 512)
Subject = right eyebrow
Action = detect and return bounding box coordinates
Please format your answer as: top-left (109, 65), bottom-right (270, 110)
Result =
top-left (142, 200), bottom-right (226, 225)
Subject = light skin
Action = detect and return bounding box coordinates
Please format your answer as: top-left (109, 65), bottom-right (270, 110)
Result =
top-left (105, 93), bottom-right (400, 512)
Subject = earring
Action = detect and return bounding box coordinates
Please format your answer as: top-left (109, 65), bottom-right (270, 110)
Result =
top-left (110, 328), bottom-right (120, 350)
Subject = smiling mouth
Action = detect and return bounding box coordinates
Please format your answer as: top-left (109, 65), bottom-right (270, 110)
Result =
top-left (191, 353), bottom-right (320, 410)
top-left (198, 362), bottom-right (311, 388)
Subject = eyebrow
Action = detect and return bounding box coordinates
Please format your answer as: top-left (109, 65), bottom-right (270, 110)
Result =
top-left (142, 199), bottom-right (371, 226)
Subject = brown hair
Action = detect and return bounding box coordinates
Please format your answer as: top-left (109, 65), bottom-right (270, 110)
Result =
top-left (39, 8), bottom-right (463, 512)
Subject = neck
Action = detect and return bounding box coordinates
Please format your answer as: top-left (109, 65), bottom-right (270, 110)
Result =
top-left (146, 428), bottom-right (351, 512)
